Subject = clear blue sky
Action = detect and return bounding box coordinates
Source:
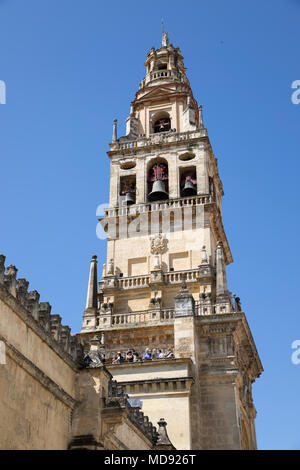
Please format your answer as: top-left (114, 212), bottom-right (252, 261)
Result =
top-left (0, 0), bottom-right (299, 450)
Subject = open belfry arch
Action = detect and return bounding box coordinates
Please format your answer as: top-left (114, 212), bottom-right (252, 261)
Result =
top-left (79, 31), bottom-right (263, 450)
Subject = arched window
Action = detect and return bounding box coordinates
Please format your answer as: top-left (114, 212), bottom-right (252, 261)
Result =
top-left (120, 176), bottom-right (136, 205)
top-left (147, 161), bottom-right (169, 202)
top-left (180, 167), bottom-right (197, 197)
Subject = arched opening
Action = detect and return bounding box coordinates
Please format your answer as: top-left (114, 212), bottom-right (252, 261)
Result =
top-left (179, 166), bottom-right (197, 197)
top-left (147, 159), bottom-right (169, 202)
top-left (151, 111), bottom-right (171, 134)
top-left (154, 117), bottom-right (171, 133)
top-left (120, 175), bottom-right (136, 206)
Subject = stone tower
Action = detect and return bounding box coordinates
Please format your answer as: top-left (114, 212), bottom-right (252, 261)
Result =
top-left (79, 32), bottom-right (263, 450)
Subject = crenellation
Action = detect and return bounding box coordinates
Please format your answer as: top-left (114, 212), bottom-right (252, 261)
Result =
top-left (16, 278), bottom-right (30, 307)
top-left (0, 254), bottom-right (5, 284)
top-left (26, 290), bottom-right (40, 320)
top-left (4, 265), bottom-right (18, 297)
top-left (60, 325), bottom-right (71, 353)
top-left (38, 301), bottom-right (51, 332)
top-left (50, 314), bottom-right (62, 342)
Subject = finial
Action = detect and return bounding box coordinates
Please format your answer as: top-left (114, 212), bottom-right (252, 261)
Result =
top-left (156, 418), bottom-right (174, 447)
top-left (85, 254), bottom-right (98, 310)
top-left (162, 21), bottom-right (169, 47)
top-left (198, 105), bottom-right (204, 129)
top-left (180, 273), bottom-right (187, 290)
top-left (201, 245), bottom-right (208, 264)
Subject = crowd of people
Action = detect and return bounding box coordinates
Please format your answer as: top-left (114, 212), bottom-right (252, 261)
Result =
top-left (107, 348), bottom-right (174, 364)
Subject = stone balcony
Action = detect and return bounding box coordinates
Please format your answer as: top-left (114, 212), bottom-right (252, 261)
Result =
top-left (109, 128), bottom-right (207, 151)
top-left (100, 268), bottom-right (200, 292)
top-left (95, 301), bottom-right (238, 331)
top-left (139, 69), bottom-right (190, 89)
top-left (97, 307), bottom-right (175, 330)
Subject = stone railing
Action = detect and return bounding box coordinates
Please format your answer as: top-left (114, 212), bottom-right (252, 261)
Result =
top-left (113, 269), bottom-right (199, 291)
top-left (97, 300), bottom-right (240, 331)
top-left (109, 128), bottom-right (207, 151)
top-left (195, 298), bottom-right (236, 316)
top-left (103, 194), bottom-right (213, 218)
top-left (118, 274), bottom-right (151, 289)
top-left (139, 69), bottom-right (189, 89)
top-left (98, 308), bottom-right (175, 330)
top-left (165, 268), bottom-right (198, 285)
top-left (111, 308), bottom-right (174, 326)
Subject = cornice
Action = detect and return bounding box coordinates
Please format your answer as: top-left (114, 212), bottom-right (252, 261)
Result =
top-left (107, 134), bottom-right (209, 159)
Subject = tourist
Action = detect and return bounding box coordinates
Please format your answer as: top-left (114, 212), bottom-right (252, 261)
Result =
top-left (126, 350), bottom-right (134, 362)
top-left (165, 348), bottom-right (174, 359)
top-left (133, 350), bottom-right (139, 362)
top-left (152, 348), bottom-right (158, 359)
top-left (158, 349), bottom-right (165, 359)
top-left (143, 348), bottom-right (152, 360)
top-left (113, 351), bottom-right (124, 363)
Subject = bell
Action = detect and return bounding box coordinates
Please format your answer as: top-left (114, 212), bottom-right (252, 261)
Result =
top-left (148, 180), bottom-right (168, 202)
top-left (125, 192), bottom-right (135, 205)
top-left (182, 180), bottom-right (196, 197)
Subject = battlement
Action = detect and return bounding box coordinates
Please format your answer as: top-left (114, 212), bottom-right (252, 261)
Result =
top-left (0, 254), bottom-right (83, 365)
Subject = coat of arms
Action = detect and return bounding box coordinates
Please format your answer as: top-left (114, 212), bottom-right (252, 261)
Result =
top-left (150, 233), bottom-right (167, 255)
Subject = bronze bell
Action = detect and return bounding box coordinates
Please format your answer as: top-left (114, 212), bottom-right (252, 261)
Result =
top-left (148, 180), bottom-right (168, 202)
top-left (125, 192), bottom-right (135, 205)
top-left (182, 180), bottom-right (196, 197)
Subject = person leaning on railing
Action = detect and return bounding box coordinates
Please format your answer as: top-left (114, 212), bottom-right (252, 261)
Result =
top-left (112, 351), bottom-right (125, 364)
top-left (126, 350), bottom-right (134, 362)
top-left (165, 348), bottom-right (174, 359)
top-left (143, 348), bottom-right (152, 360)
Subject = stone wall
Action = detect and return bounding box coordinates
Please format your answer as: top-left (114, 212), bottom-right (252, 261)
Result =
top-left (0, 255), bottom-right (80, 450)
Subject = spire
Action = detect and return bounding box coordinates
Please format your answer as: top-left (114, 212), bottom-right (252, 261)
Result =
top-left (215, 241), bottom-right (228, 296)
top-left (112, 118), bottom-right (117, 142)
top-left (86, 255), bottom-right (98, 310)
top-left (198, 105), bottom-right (204, 129)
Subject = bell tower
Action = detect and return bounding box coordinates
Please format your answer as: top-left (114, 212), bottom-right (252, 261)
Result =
top-left (79, 32), bottom-right (263, 450)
